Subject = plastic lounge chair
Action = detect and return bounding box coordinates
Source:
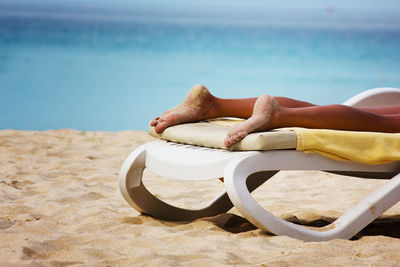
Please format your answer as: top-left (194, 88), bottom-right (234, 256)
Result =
top-left (119, 87), bottom-right (400, 241)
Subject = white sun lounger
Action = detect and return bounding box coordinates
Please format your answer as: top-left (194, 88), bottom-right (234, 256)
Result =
top-left (119, 87), bottom-right (400, 241)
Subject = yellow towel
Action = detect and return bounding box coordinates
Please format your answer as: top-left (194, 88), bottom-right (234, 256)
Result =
top-left (294, 128), bottom-right (400, 164)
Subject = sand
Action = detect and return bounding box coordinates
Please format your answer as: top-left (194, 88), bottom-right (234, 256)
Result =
top-left (1, 129), bottom-right (400, 266)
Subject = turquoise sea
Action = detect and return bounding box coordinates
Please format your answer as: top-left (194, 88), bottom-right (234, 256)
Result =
top-left (1, 5), bottom-right (400, 131)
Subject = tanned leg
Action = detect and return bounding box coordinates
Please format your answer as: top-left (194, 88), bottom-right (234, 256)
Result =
top-left (361, 106), bottom-right (400, 115)
top-left (150, 85), bottom-right (319, 133)
top-left (224, 95), bottom-right (400, 149)
top-left (272, 104), bottom-right (400, 132)
top-left (151, 84), bottom-right (400, 134)
top-left (150, 85), bottom-right (219, 133)
top-left (224, 95), bottom-right (278, 149)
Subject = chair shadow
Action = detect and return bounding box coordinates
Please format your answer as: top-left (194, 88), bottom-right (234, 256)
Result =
top-left (201, 213), bottom-right (400, 240)
top-left (352, 219), bottom-right (400, 240)
top-left (202, 213), bottom-right (257, 233)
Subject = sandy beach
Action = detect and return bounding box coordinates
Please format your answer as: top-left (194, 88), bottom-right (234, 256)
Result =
top-left (1, 129), bottom-right (400, 266)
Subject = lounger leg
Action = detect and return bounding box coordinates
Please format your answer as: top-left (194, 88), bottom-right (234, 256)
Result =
top-left (332, 173), bottom-right (400, 239)
top-left (224, 152), bottom-right (400, 241)
top-left (119, 144), bottom-right (237, 221)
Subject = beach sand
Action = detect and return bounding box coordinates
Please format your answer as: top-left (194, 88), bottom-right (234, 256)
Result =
top-left (1, 129), bottom-right (400, 266)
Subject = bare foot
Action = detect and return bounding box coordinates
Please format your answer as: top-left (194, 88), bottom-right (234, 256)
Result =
top-left (150, 85), bottom-right (218, 133)
top-left (224, 94), bottom-right (278, 149)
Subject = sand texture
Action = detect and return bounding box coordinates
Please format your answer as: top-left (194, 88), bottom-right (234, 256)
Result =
top-left (1, 129), bottom-right (400, 266)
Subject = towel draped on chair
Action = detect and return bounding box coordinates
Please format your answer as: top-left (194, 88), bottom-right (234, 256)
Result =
top-left (294, 128), bottom-right (400, 164)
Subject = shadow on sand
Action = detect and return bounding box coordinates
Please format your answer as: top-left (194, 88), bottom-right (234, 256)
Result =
top-left (200, 213), bottom-right (400, 240)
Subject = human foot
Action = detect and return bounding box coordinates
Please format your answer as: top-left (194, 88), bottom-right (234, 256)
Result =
top-left (150, 84), bottom-right (218, 133)
top-left (224, 94), bottom-right (278, 149)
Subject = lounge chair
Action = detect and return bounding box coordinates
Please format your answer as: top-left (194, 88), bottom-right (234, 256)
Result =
top-left (119, 87), bottom-right (400, 241)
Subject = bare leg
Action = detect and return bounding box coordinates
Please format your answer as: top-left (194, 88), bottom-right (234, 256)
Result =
top-left (150, 85), bottom-right (218, 133)
top-left (150, 84), bottom-right (259, 133)
top-left (273, 104), bottom-right (400, 132)
top-left (224, 96), bottom-right (400, 149)
top-left (275, 97), bottom-right (400, 115)
top-left (150, 85), bottom-right (319, 133)
top-left (361, 106), bottom-right (400, 115)
top-left (224, 95), bottom-right (277, 149)
top-left (151, 84), bottom-right (400, 134)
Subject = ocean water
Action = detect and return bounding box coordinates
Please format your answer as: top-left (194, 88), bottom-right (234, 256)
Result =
top-left (1, 7), bottom-right (400, 131)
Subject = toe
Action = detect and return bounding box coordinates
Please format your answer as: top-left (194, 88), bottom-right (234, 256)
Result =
top-left (150, 117), bottom-right (160, 126)
top-left (224, 140), bottom-right (231, 150)
top-left (155, 121), bottom-right (169, 134)
top-left (224, 131), bottom-right (248, 150)
top-left (223, 136), bottom-right (232, 149)
top-left (150, 119), bottom-right (158, 127)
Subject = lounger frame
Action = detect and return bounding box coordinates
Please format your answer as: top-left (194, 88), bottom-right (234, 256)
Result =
top-left (119, 87), bottom-right (400, 241)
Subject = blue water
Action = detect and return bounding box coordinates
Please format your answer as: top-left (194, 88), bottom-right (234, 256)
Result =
top-left (1, 7), bottom-right (400, 131)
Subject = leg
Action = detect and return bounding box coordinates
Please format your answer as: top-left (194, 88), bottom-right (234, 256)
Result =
top-left (361, 106), bottom-right (400, 115)
top-left (276, 97), bottom-right (400, 115)
top-left (277, 97), bottom-right (400, 115)
top-left (150, 85), bottom-right (220, 133)
top-left (272, 105), bottom-right (400, 133)
top-left (224, 95), bottom-right (278, 149)
top-left (274, 97), bottom-right (400, 115)
top-left (150, 85), bottom-right (317, 133)
top-left (224, 95), bottom-right (400, 149)
top-left (150, 84), bottom-right (400, 134)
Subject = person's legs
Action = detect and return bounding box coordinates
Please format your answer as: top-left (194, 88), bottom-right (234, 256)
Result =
top-left (275, 97), bottom-right (400, 115)
top-left (360, 106), bottom-right (400, 115)
top-left (224, 95), bottom-right (278, 148)
top-left (150, 85), bottom-right (318, 133)
top-left (224, 94), bottom-right (400, 149)
top-left (273, 105), bottom-right (400, 132)
top-left (150, 85), bottom-right (217, 133)
top-left (151, 84), bottom-right (400, 134)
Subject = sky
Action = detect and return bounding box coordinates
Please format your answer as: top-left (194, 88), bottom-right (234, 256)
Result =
top-left (2, 0), bottom-right (400, 11)
top-left (1, 0), bottom-right (399, 30)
